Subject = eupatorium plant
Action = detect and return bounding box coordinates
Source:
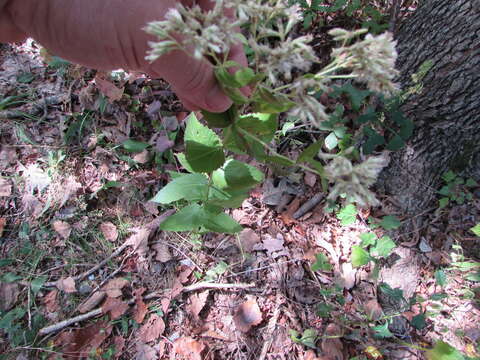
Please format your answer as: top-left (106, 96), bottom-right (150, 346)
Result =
top-left (145, 0), bottom-right (400, 232)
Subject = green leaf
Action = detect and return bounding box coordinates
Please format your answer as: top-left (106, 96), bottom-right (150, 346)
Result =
top-left (470, 223), bottom-right (480, 237)
top-left (281, 121), bottom-right (295, 136)
top-left (175, 153), bottom-right (196, 173)
top-left (435, 269), bottom-right (447, 287)
top-left (316, 303), bottom-right (333, 318)
top-left (386, 134), bottom-right (405, 151)
top-left (122, 139), bottom-right (149, 153)
top-left (363, 127), bottom-right (385, 154)
top-left (234, 67), bottom-right (256, 87)
top-left (214, 66), bottom-right (242, 88)
top-left (411, 313), bottom-right (427, 330)
top-left (151, 173), bottom-right (208, 204)
top-left (371, 236), bottom-right (396, 258)
top-left (254, 87), bottom-right (295, 113)
top-left (465, 271), bottom-right (480, 282)
top-left (442, 171), bottom-right (456, 183)
top-left (337, 204), bottom-right (357, 226)
top-left (465, 178), bottom-right (478, 187)
top-left (426, 341), bottom-right (466, 360)
top-left (159, 204), bottom-right (206, 232)
top-left (0, 259), bottom-right (14, 267)
top-left (399, 118), bottom-right (414, 140)
top-left (223, 159), bottom-right (263, 190)
top-left (372, 322), bottom-right (393, 338)
top-left (297, 141), bottom-right (322, 163)
top-left (203, 211), bottom-right (242, 234)
top-left (201, 106), bottom-right (236, 128)
top-left (430, 293), bottom-right (448, 301)
top-left (378, 283), bottom-right (405, 301)
top-left (439, 197), bottom-right (449, 209)
top-left (184, 113), bottom-right (225, 173)
top-left (237, 113), bottom-right (278, 141)
top-left (351, 245), bottom-right (371, 268)
top-left (17, 72), bottom-right (36, 84)
top-left (359, 232), bottom-right (377, 247)
top-left (379, 215), bottom-right (401, 230)
top-left (324, 132), bottom-right (338, 150)
top-left (311, 253), bottom-right (333, 272)
top-left (289, 328), bottom-right (317, 349)
top-left (338, 83), bottom-right (370, 111)
top-left (31, 276), bottom-right (47, 295)
top-left (1, 273), bottom-right (22, 283)
top-left (438, 185), bottom-right (452, 196)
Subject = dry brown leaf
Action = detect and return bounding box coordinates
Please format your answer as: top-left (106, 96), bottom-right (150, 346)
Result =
top-left (0, 178), bottom-right (12, 197)
top-left (304, 172), bottom-right (317, 187)
top-left (321, 324), bottom-right (344, 360)
top-left (187, 290), bottom-right (209, 320)
top-left (363, 299), bottom-right (383, 321)
top-left (152, 242), bottom-right (172, 263)
top-left (95, 75), bottom-right (123, 102)
top-left (103, 277), bottom-right (129, 298)
top-left (138, 314), bottom-right (165, 343)
top-left (102, 297), bottom-right (129, 320)
top-left (134, 288), bottom-right (148, 324)
top-left (22, 194), bottom-right (43, 218)
top-left (44, 290), bottom-right (59, 313)
top-left (58, 176), bottom-right (81, 208)
top-left (261, 234), bottom-right (285, 256)
top-left (0, 218), bottom-right (6, 238)
top-left (133, 149), bottom-right (150, 164)
top-left (173, 337), bottom-right (205, 360)
top-left (113, 336), bottom-right (126, 359)
top-left (0, 282), bottom-right (19, 311)
top-left (52, 220), bottom-right (72, 240)
top-left (56, 276), bottom-right (76, 293)
top-left (135, 343), bottom-right (158, 360)
top-left (78, 291), bottom-right (106, 313)
top-left (238, 228), bottom-right (260, 252)
top-left (340, 262), bottom-right (356, 290)
top-left (125, 228), bottom-right (150, 263)
top-left (100, 222), bottom-right (118, 242)
top-left (178, 266), bottom-right (193, 284)
top-left (55, 321), bottom-right (112, 359)
top-left (233, 298), bottom-right (263, 332)
top-left (304, 350), bottom-right (320, 360)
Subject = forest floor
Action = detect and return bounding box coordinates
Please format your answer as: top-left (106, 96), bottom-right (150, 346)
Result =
top-left (1, 13), bottom-right (480, 360)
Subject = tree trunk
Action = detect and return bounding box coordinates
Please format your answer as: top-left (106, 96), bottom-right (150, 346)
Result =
top-left (379, 0), bottom-right (480, 215)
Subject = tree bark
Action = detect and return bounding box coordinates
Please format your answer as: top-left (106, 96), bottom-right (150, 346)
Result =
top-left (379, 0), bottom-right (480, 215)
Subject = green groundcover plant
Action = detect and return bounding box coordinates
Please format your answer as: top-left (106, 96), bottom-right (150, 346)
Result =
top-left (145, 0), bottom-right (399, 233)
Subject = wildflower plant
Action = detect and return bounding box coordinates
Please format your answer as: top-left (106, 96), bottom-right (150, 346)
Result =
top-left (145, 0), bottom-right (400, 232)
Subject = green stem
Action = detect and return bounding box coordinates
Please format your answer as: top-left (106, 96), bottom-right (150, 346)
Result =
top-left (205, 172), bottom-right (213, 203)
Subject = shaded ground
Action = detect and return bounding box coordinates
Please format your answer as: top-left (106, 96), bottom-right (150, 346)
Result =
top-left (0, 34), bottom-right (479, 360)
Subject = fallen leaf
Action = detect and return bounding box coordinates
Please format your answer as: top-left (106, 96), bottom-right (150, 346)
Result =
top-left (133, 149), bottom-right (150, 164)
top-left (22, 193), bottom-right (43, 218)
top-left (363, 299), bottom-right (383, 321)
top-left (152, 242), bottom-right (172, 263)
top-left (260, 234), bottom-right (285, 256)
top-left (173, 337), bottom-right (205, 360)
top-left (304, 172), bottom-right (317, 187)
top-left (102, 297), bottom-right (129, 320)
top-left (52, 221), bottom-right (72, 240)
top-left (340, 262), bottom-right (356, 290)
top-left (187, 290), bottom-right (209, 320)
top-left (144, 201), bottom-right (159, 215)
top-left (44, 290), bottom-right (59, 313)
top-left (138, 314), bottom-right (165, 343)
top-left (178, 266), bottom-right (193, 284)
top-left (304, 350), bottom-right (320, 360)
top-left (135, 343), bottom-right (158, 360)
top-left (103, 278), bottom-right (129, 298)
top-left (154, 135), bottom-right (174, 153)
top-left (0, 178), bottom-right (12, 197)
top-left (0, 282), bottom-right (19, 311)
top-left (95, 75), bottom-right (123, 102)
top-left (100, 222), bottom-right (118, 242)
top-left (58, 176), bottom-right (81, 208)
top-left (113, 336), bottom-right (126, 359)
top-left (134, 288), bottom-right (148, 324)
top-left (321, 324), bottom-right (344, 360)
top-left (233, 298), bottom-right (263, 332)
top-left (56, 321), bottom-right (112, 359)
top-left (238, 228), bottom-right (260, 252)
top-left (56, 277), bottom-right (76, 293)
top-left (125, 228), bottom-right (151, 268)
top-left (78, 291), bottom-right (106, 313)
top-left (0, 218), bottom-right (6, 237)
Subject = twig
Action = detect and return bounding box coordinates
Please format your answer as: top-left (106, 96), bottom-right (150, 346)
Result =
top-left (258, 296), bottom-right (281, 360)
top-left (182, 282), bottom-right (255, 293)
top-left (293, 193), bottom-right (324, 219)
top-left (389, 0), bottom-right (402, 33)
top-left (38, 281), bottom-right (255, 336)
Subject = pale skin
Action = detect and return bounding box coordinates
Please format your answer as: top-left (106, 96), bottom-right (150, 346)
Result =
top-left (0, 0), bottom-right (248, 112)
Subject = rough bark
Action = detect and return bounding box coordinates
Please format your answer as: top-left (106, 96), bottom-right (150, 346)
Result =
top-left (379, 0), bottom-right (480, 215)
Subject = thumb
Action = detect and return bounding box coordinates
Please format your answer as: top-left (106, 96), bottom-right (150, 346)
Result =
top-left (146, 49), bottom-right (232, 113)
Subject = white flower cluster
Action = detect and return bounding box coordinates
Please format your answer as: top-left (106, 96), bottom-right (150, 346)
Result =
top-left (330, 29), bottom-right (399, 96)
top-left (323, 152), bottom-right (390, 207)
top-left (251, 35), bottom-right (318, 85)
top-left (145, 0), bottom-right (244, 61)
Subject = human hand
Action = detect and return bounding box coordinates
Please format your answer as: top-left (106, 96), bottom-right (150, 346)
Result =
top-left (3, 0), bottom-right (248, 112)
